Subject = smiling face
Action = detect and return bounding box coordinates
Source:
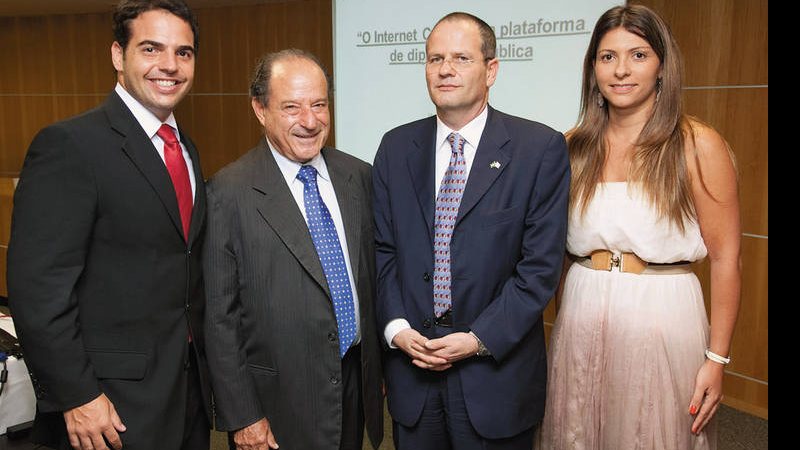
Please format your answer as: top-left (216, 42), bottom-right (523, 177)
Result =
top-left (594, 26), bottom-right (661, 113)
top-left (251, 57), bottom-right (330, 163)
top-left (425, 19), bottom-right (497, 128)
top-left (111, 9), bottom-right (195, 121)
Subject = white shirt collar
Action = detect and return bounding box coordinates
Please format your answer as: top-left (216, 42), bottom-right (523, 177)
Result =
top-left (266, 138), bottom-right (330, 185)
top-left (115, 83), bottom-right (179, 140)
top-left (435, 104), bottom-right (489, 150)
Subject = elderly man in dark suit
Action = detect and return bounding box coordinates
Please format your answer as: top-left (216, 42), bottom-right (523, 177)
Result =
top-left (7, 1), bottom-right (210, 449)
top-left (203, 49), bottom-right (383, 450)
top-left (373, 12), bottom-right (571, 450)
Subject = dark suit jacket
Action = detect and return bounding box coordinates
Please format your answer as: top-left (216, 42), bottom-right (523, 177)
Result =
top-left (373, 106), bottom-right (570, 439)
top-left (203, 139), bottom-right (383, 449)
top-left (7, 91), bottom-right (210, 450)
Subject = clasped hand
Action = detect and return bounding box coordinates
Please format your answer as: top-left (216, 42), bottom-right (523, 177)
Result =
top-left (392, 329), bottom-right (480, 371)
top-left (63, 393), bottom-right (126, 450)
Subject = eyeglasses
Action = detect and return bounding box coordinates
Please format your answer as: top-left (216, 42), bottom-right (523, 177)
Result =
top-left (425, 56), bottom-right (491, 70)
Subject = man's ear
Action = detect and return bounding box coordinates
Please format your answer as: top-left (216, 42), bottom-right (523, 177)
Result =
top-left (111, 41), bottom-right (125, 72)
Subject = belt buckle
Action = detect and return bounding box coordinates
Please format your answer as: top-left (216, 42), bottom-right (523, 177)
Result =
top-left (620, 253), bottom-right (647, 274)
top-left (434, 309), bottom-right (453, 327)
top-left (590, 250), bottom-right (614, 271)
top-left (590, 250), bottom-right (648, 274)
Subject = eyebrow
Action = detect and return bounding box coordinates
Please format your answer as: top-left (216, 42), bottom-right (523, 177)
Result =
top-left (136, 40), bottom-right (164, 48)
top-left (136, 40), bottom-right (195, 53)
top-left (598, 45), bottom-right (653, 53)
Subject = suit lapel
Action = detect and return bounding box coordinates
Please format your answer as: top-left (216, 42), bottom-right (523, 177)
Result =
top-left (407, 117), bottom-right (437, 245)
top-left (182, 132), bottom-right (206, 247)
top-left (324, 148), bottom-right (361, 282)
top-left (105, 92), bottom-right (186, 241)
top-left (457, 106), bottom-right (511, 225)
top-left (250, 140), bottom-right (330, 297)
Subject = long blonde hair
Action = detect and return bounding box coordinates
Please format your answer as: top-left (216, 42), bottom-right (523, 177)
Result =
top-left (570, 5), bottom-right (694, 232)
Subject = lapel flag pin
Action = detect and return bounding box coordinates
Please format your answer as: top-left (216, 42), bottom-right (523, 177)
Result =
top-left (489, 161), bottom-right (501, 169)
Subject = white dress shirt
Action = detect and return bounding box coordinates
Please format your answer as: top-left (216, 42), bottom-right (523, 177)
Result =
top-left (384, 105), bottom-right (489, 347)
top-left (114, 83), bottom-right (196, 199)
top-left (268, 142), bottom-right (361, 343)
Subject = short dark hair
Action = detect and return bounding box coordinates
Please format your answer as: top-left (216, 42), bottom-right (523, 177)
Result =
top-left (432, 12), bottom-right (496, 60)
top-left (113, 0), bottom-right (199, 52)
top-left (250, 49), bottom-right (332, 106)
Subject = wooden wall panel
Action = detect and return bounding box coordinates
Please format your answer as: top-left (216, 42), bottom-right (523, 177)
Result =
top-left (683, 88), bottom-right (768, 236)
top-left (0, 11), bottom-right (111, 176)
top-left (722, 370), bottom-right (768, 419)
top-left (732, 237), bottom-right (769, 380)
top-left (635, 0), bottom-right (768, 86)
top-left (0, 177), bottom-right (16, 298)
top-left (0, 95), bottom-right (25, 176)
top-left (0, 19), bottom-right (21, 92)
top-left (177, 94), bottom-right (261, 175)
top-left (543, 297), bottom-right (557, 349)
top-left (15, 16), bottom-right (56, 93)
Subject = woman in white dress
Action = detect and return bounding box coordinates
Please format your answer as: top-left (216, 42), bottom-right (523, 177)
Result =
top-left (537, 5), bottom-right (740, 450)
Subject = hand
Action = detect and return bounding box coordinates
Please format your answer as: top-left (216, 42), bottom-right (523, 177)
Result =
top-left (688, 359), bottom-right (725, 435)
top-left (63, 393), bottom-right (126, 450)
top-left (424, 332), bottom-right (480, 364)
top-left (392, 328), bottom-right (451, 371)
top-left (233, 418), bottom-right (279, 450)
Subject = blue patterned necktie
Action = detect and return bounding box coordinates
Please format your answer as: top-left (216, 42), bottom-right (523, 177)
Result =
top-left (433, 132), bottom-right (467, 318)
top-left (296, 165), bottom-right (357, 358)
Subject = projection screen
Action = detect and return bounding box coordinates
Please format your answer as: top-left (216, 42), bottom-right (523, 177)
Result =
top-left (332, 0), bottom-right (620, 163)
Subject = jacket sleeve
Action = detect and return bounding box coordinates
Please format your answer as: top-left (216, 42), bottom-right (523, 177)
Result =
top-left (372, 136), bottom-right (409, 335)
top-left (202, 180), bottom-right (265, 431)
top-left (7, 124), bottom-right (102, 411)
top-left (469, 131), bottom-right (570, 362)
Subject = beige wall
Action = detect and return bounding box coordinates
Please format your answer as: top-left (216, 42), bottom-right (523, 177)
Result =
top-left (0, 0), bottom-right (767, 418)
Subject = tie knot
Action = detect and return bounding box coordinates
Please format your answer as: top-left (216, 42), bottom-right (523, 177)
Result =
top-left (447, 132), bottom-right (465, 155)
top-left (296, 165), bottom-right (318, 185)
top-left (157, 124), bottom-right (178, 145)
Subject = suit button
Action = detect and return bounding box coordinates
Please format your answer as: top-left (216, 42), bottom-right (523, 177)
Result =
top-left (422, 319), bottom-right (431, 328)
top-left (423, 272), bottom-right (431, 282)
top-left (330, 376), bottom-right (340, 385)
top-left (328, 332), bottom-right (337, 342)
top-left (187, 250), bottom-right (192, 257)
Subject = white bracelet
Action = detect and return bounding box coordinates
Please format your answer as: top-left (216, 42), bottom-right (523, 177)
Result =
top-left (705, 349), bottom-right (731, 365)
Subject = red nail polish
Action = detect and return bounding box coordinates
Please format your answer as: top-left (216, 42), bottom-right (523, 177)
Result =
top-left (689, 405), bottom-right (697, 415)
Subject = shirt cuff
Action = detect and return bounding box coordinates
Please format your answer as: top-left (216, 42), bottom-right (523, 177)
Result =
top-left (384, 318), bottom-right (411, 349)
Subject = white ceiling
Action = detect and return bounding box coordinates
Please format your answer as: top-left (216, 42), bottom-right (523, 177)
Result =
top-left (0, 0), bottom-right (287, 17)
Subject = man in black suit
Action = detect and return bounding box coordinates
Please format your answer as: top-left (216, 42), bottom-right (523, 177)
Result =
top-left (203, 49), bottom-right (383, 450)
top-left (7, 1), bottom-right (210, 449)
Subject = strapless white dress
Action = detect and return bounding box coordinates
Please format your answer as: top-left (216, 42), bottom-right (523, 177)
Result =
top-left (537, 182), bottom-right (715, 450)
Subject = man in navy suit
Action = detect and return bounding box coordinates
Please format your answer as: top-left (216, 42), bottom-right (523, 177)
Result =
top-left (373, 11), bottom-right (570, 449)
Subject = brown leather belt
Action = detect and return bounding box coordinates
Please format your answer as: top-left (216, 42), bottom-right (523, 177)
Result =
top-left (571, 250), bottom-right (692, 275)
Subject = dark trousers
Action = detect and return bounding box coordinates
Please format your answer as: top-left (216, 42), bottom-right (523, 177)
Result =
top-left (181, 343), bottom-right (210, 450)
top-left (226, 344), bottom-right (364, 450)
top-left (393, 325), bottom-right (534, 450)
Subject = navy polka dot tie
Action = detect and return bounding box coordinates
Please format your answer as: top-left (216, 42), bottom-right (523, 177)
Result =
top-left (297, 165), bottom-right (357, 358)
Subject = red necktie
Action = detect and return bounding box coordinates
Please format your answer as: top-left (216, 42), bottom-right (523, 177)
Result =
top-left (157, 124), bottom-right (193, 241)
